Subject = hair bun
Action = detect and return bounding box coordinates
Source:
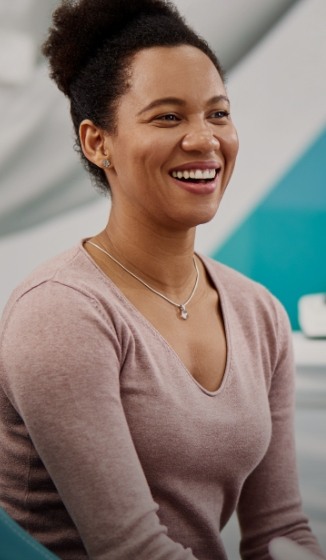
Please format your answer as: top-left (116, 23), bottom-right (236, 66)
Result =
top-left (42, 0), bottom-right (178, 96)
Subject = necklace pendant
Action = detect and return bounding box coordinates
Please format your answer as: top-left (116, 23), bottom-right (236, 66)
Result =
top-left (179, 305), bottom-right (188, 320)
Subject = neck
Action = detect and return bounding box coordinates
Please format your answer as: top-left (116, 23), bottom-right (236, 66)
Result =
top-left (94, 214), bottom-right (197, 297)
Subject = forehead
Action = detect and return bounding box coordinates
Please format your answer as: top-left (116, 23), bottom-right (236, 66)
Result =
top-left (125, 45), bottom-right (226, 108)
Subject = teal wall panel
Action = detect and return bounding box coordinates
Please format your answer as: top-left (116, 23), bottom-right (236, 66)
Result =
top-left (213, 128), bottom-right (326, 329)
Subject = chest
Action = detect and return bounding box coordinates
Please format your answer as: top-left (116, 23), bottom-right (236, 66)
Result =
top-left (119, 324), bottom-right (272, 488)
top-left (129, 280), bottom-right (228, 392)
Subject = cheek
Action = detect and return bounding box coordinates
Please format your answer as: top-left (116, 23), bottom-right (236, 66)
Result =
top-left (133, 137), bottom-right (174, 175)
top-left (226, 127), bottom-right (239, 162)
top-left (117, 135), bottom-right (166, 167)
top-left (220, 127), bottom-right (239, 191)
top-left (113, 147), bottom-right (165, 192)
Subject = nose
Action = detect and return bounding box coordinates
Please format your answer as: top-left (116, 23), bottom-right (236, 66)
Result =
top-left (181, 126), bottom-right (220, 153)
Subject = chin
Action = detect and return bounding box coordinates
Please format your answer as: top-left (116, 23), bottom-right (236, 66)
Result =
top-left (192, 201), bottom-right (221, 226)
top-left (180, 208), bottom-right (220, 229)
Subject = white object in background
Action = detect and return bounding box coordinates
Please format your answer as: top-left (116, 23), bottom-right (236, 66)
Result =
top-left (269, 537), bottom-right (321, 560)
top-left (298, 293), bottom-right (326, 338)
top-left (292, 331), bottom-right (326, 369)
top-left (0, 28), bottom-right (36, 85)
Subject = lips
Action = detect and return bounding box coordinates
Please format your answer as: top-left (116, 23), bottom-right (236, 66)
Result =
top-left (169, 161), bottom-right (221, 194)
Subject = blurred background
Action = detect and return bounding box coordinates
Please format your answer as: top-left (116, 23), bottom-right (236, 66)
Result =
top-left (0, 0), bottom-right (325, 557)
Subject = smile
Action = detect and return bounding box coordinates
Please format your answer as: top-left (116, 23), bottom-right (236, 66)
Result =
top-left (171, 169), bottom-right (217, 182)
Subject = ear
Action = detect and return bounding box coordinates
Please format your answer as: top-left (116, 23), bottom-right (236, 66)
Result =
top-left (79, 119), bottom-right (111, 169)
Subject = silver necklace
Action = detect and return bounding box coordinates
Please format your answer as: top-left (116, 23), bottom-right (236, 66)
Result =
top-left (87, 240), bottom-right (200, 320)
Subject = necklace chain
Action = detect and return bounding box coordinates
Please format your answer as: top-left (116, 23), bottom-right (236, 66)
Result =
top-left (86, 240), bottom-right (200, 320)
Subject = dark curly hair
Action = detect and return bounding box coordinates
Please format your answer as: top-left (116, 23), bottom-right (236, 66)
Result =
top-left (42, 0), bottom-right (225, 194)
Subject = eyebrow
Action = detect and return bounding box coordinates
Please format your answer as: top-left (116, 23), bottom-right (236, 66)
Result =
top-left (137, 95), bottom-right (230, 116)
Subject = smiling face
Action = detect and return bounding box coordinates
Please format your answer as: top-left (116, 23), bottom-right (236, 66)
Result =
top-left (105, 45), bottom-right (239, 230)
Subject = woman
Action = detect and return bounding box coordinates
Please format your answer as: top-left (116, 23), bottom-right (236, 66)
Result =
top-left (0, 1), bottom-right (324, 559)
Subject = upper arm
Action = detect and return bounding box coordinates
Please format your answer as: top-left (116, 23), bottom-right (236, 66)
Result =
top-left (0, 281), bottom-right (196, 560)
top-left (237, 301), bottom-right (323, 559)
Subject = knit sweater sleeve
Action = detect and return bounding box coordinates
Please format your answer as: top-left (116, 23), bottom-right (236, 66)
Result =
top-left (236, 296), bottom-right (325, 560)
top-left (0, 280), bottom-right (198, 560)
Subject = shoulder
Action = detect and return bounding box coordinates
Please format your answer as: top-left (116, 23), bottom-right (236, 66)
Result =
top-left (201, 254), bottom-right (287, 320)
top-left (200, 256), bottom-right (295, 393)
top-left (0, 242), bottom-right (144, 360)
top-left (2, 242), bottom-right (108, 314)
top-left (200, 255), bottom-right (292, 358)
top-left (0, 243), bottom-right (129, 392)
top-left (0, 243), bottom-right (120, 340)
top-left (2, 244), bottom-right (81, 304)
top-left (201, 253), bottom-right (269, 294)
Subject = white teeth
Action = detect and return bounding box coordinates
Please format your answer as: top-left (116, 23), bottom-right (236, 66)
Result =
top-left (172, 169), bottom-right (217, 180)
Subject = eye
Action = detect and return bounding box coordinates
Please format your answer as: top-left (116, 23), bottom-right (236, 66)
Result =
top-left (152, 113), bottom-right (181, 128)
top-left (154, 113), bottom-right (181, 123)
top-left (210, 110), bottom-right (230, 120)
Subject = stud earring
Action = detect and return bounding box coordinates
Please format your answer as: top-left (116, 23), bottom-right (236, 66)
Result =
top-left (103, 158), bottom-right (111, 169)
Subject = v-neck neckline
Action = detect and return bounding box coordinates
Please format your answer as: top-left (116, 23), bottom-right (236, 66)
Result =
top-left (81, 240), bottom-right (232, 396)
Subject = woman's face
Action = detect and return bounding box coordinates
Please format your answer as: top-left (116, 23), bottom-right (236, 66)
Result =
top-left (106, 45), bottom-right (239, 230)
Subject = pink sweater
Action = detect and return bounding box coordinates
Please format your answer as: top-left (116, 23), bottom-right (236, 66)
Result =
top-left (0, 243), bottom-right (324, 560)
